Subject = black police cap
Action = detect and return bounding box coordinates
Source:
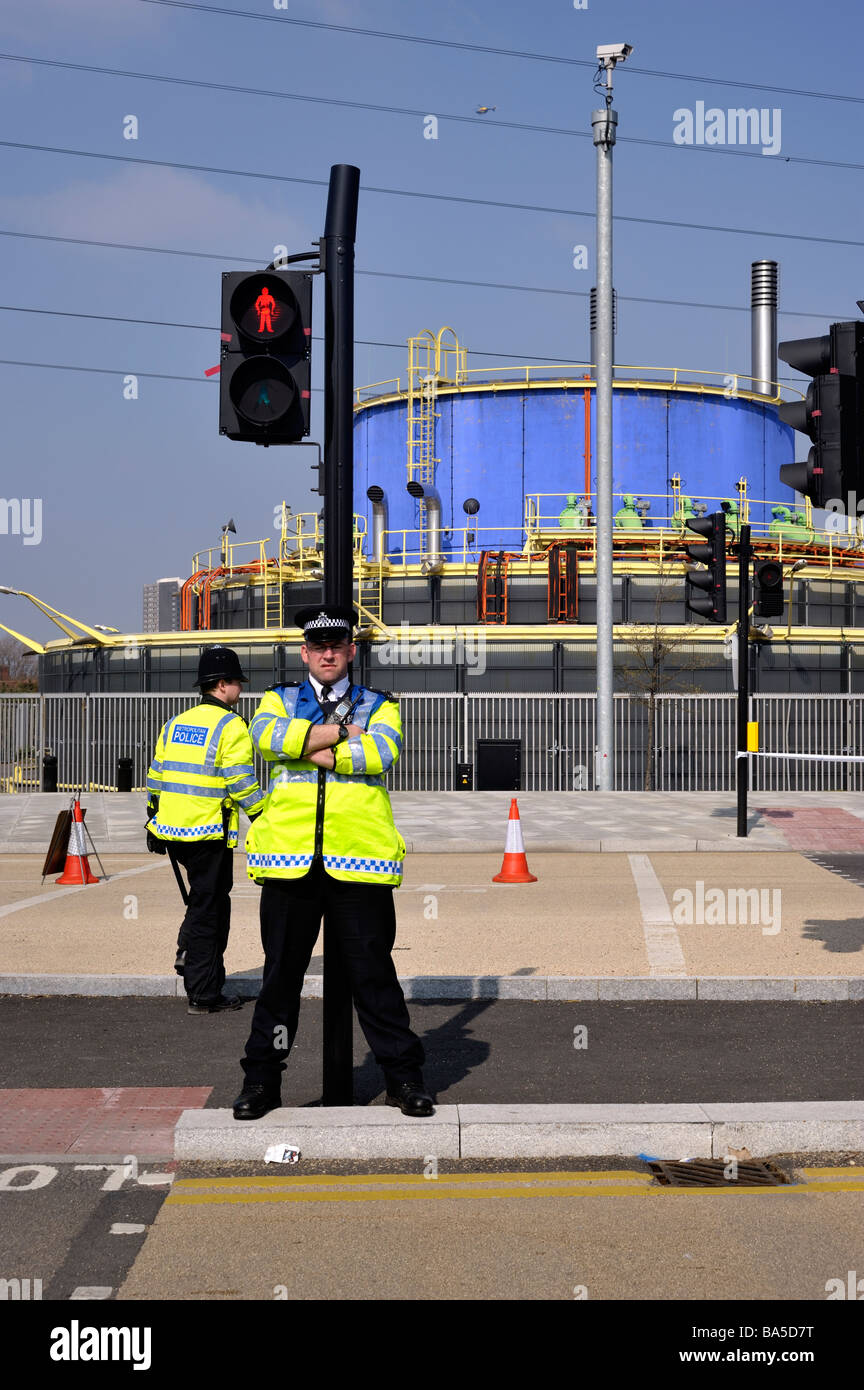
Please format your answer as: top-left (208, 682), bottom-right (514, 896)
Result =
top-left (295, 605), bottom-right (358, 641)
top-left (194, 645), bottom-right (250, 687)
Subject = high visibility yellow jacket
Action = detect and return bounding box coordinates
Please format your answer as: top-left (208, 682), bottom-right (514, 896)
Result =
top-left (146, 699), bottom-right (265, 849)
top-left (244, 680), bottom-right (405, 885)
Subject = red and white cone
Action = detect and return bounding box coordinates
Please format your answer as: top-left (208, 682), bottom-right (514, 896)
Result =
top-left (56, 799), bottom-right (100, 885)
top-left (492, 797), bottom-right (537, 883)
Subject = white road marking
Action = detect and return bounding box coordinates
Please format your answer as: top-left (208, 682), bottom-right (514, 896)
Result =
top-left (70, 1286), bottom-right (113, 1299)
top-left (627, 854), bottom-right (687, 978)
top-left (110, 1223), bottom-right (146, 1235)
top-left (0, 861), bottom-right (168, 920)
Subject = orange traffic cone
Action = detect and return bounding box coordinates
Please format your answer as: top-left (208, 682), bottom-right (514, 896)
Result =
top-left (57, 799), bottom-right (100, 885)
top-left (492, 798), bottom-right (537, 883)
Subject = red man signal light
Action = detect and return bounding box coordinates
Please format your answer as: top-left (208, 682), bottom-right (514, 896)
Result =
top-left (219, 270), bottom-right (312, 445)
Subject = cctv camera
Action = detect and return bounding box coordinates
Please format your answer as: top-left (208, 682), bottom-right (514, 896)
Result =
top-left (596, 43), bottom-right (633, 63)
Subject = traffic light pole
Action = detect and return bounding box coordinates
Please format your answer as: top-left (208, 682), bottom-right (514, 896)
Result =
top-left (321, 163), bottom-right (360, 1106)
top-left (736, 524), bottom-right (751, 838)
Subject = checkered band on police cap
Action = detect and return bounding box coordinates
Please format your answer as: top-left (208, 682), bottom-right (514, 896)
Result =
top-left (295, 604), bottom-right (357, 639)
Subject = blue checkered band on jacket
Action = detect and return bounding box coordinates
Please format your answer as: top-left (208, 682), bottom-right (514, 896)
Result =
top-left (150, 820), bottom-right (225, 838)
top-left (246, 852), bottom-right (315, 869)
top-left (323, 854), bottom-right (402, 874)
top-left (246, 852), bottom-right (400, 874)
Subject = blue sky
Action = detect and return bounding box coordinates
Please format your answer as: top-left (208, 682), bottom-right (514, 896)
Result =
top-left (0, 0), bottom-right (861, 642)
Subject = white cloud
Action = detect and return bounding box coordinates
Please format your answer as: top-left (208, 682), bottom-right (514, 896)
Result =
top-left (0, 163), bottom-right (312, 259)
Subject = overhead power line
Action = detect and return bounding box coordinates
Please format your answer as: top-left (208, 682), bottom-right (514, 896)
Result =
top-left (0, 303), bottom-right (567, 362)
top-left (0, 355), bottom-right (806, 389)
top-left (2, 142), bottom-right (863, 251)
top-left (1, 53), bottom-right (859, 174)
top-left (0, 231), bottom-right (848, 323)
top-left (137, 0), bottom-right (864, 107)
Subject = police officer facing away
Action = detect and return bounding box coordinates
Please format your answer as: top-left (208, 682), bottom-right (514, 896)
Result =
top-left (146, 646), bottom-right (265, 1014)
top-left (233, 605), bottom-right (433, 1119)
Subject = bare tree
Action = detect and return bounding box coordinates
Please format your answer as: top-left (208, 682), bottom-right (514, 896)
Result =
top-left (0, 637), bottom-right (38, 691)
top-left (616, 563), bottom-right (715, 789)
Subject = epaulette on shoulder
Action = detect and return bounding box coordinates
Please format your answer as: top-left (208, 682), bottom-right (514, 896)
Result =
top-left (366, 686), bottom-right (397, 701)
top-left (266, 681), bottom-right (301, 691)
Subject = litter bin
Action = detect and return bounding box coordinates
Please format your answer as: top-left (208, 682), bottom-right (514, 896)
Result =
top-left (42, 752), bottom-right (58, 793)
top-left (116, 756), bottom-right (134, 792)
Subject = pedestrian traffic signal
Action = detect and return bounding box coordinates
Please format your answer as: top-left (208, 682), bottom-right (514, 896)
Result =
top-left (684, 511), bottom-right (727, 623)
top-left (219, 270), bottom-right (312, 445)
top-left (753, 559), bottom-right (784, 619)
top-left (778, 322), bottom-right (864, 509)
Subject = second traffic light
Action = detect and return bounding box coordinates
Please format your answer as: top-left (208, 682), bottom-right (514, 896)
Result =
top-left (753, 559), bottom-right (784, 618)
top-left (684, 511), bottom-right (727, 623)
top-left (778, 321), bottom-right (864, 508)
top-left (219, 270), bottom-right (312, 445)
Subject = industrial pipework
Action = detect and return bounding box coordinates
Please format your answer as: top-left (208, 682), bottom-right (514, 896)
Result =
top-left (406, 480), bottom-right (443, 574)
top-left (366, 485), bottom-right (388, 562)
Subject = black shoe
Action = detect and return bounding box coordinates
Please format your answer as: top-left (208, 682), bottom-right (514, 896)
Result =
top-left (187, 994), bottom-right (244, 1015)
top-left (174, 950), bottom-right (186, 976)
top-left (385, 1081), bottom-right (435, 1117)
top-left (233, 1083), bottom-right (282, 1121)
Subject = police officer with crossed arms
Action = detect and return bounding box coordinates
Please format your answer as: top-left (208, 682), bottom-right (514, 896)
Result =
top-left (233, 605), bottom-right (434, 1119)
top-left (146, 646), bottom-right (264, 1014)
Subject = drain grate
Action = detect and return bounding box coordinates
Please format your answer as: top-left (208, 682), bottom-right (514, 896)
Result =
top-left (648, 1159), bottom-right (789, 1187)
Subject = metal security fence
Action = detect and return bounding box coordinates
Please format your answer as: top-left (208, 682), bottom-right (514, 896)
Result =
top-left (2, 692), bottom-right (864, 793)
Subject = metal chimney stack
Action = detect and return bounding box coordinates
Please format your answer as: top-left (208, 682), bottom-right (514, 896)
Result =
top-left (751, 260), bottom-right (778, 396)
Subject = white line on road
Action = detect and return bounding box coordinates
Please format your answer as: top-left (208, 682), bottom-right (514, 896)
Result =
top-left (110, 1223), bottom-right (146, 1235)
top-left (0, 861), bottom-right (168, 920)
top-left (627, 854), bottom-right (687, 978)
top-left (69, 1286), bottom-right (113, 1299)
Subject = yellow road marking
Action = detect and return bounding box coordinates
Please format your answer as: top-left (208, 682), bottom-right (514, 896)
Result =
top-left (167, 1184), bottom-right (653, 1206)
top-left (173, 1170), bottom-right (654, 1190)
top-left (166, 1179), bottom-right (864, 1207)
top-left (802, 1166), bottom-right (864, 1177)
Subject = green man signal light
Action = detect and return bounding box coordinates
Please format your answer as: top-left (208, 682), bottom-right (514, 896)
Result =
top-left (219, 270), bottom-right (312, 445)
top-left (684, 511), bottom-right (727, 623)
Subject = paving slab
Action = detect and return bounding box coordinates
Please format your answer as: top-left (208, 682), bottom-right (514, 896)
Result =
top-left (7, 790), bottom-right (864, 855)
top-left (0, 1086), bottom-right (211, 1160)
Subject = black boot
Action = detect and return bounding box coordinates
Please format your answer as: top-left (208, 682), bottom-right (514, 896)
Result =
top-left (233, 1083), bottom-right (282, 1120)
top-left (385, 1081), bottom-right (435, 1117)
top-left (187, 994), bottom-right (243, 1015)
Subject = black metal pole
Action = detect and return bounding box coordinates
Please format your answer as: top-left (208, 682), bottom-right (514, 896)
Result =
top-left (736, 524), bottom-right (751, 837)
top-left (322, 163), bottom-right (360, 1106)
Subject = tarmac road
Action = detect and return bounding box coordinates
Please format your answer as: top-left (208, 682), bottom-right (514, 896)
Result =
top-left (0, 996), bottom-right (862, 1109)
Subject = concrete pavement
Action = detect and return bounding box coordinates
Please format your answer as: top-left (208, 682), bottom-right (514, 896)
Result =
top-left (1, 849), bottom-right (863, 992)
top-left (6, 789), bottom-right (864, 853)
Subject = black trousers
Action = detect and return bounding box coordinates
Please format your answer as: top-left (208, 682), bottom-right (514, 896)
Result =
top-left (241, 860), bottom-right (425, 1089)
top-left (171, 841), bottom-right (233, 1004)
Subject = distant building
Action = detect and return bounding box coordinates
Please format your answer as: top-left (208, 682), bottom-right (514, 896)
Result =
top-left (142, 578), bottom-right (182, 633)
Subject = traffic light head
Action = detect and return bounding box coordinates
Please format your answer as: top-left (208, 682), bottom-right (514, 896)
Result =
top-left (684, 511), bottom-right (727, 623)
top-left (753, 559), bottom-right (784, 619)
top-left (219, 270), bottom-right (312, 445)
top-left (778, 323), bottom-right (864, 509)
